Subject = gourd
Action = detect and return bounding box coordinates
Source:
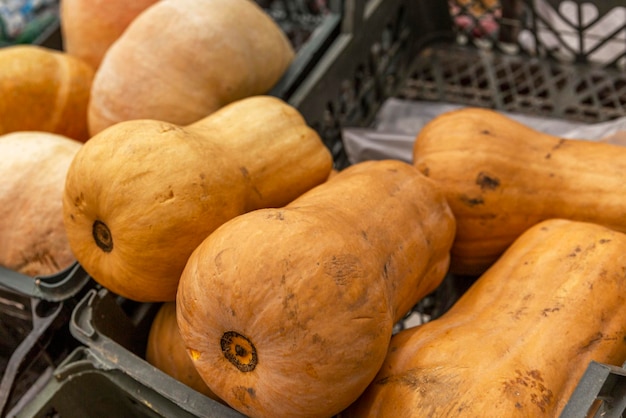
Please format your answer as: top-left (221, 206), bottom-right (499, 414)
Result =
top-left (87, 0), bottom-right (294, 136)
top-left (342, 219), bottom-right (626, 417)
top-left (0, 45), bottom-right (94, 142)
top-left (176, 159), bottom-right (455, 418)
top-left (60, 0), bottom-right (159, 69)
top-left (0, 132), bottom-right (82, 277)
top-left (146, 302), bottom-right (222, 402)
top-left (412, 107), bottom-right (626, 276)
top-left (63, 95), bottom-right (332, 302)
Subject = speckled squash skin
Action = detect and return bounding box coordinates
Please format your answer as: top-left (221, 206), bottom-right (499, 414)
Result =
top-left (342, 219), bottom-right (626, 418)
top-left (176, 159), bottom-right (456, 418)
top-left (0, 132), bottom-right (81, 277)
top-left (0, 45), bottom-right (94, 142)
top-left (87, 0), bottom-right (294, 135)
top-left (146, 302), bottom-right (223, 402)
top-left (63, 96), bottom-right (332, 302)
top-left (413, 107), bottom-right (626, 276)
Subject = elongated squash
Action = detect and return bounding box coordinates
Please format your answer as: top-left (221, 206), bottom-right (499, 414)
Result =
top-left (343, 219), bottom-right (626, 417)
top-left (88, 0), bottom-right (294, 135)
top-left (413, 107), bottom-right (626, 276)
top-left (176, 159), bottom-right (455, 418)
top-left (63, 96), bottom-right (332, 302)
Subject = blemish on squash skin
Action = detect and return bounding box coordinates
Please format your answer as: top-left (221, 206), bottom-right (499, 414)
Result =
top-left (503, 370), bottom-right (553, 413)
top-left (578, 332), bottom-right (604, 354)
top-left (567, 246), bottom-right (582, 257)
top-left (239, 166), bottom-right (263, 200)
top-left (323, 254), bottom-right (362, 286)
top-left (476, 172), bottom-right (500, 190)
top-left (459, 194), bottom-right (484, 207)
top-left (545, 138), bottom-right (566, 159)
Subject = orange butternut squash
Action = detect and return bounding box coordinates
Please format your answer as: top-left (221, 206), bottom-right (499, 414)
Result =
top-left (87, 0), bottom-right (294, 135)
top-left (0, 45), bottom-right (94, 142)
top-left (176, 159), bottom-right (455, 418)
top-left (343, 219), bottom-right (626, 417)
top-left (63, 95), bottom-right (332, 302)
top-left (413, 107), bottom-right (626, 276)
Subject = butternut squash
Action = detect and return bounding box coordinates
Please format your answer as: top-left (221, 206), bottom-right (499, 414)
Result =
top-left (413, 107), bottom-right (626, 276)
top-left (176, 159), bottom-right (455, 418)
top-left (63, 95), bottom-right (332, 302)
top-left (60, 0), bottom-right (159, 69)
top-left (87, 0), bottom-right (294, 136)
top-left (146, 301), bottom-right (222, 402)
top-left (0, 131), bottom-right (82, 277)
top-left (0, 45), bottom-right (94, 142)
top-left (343, 219), bottom-right (626, 417)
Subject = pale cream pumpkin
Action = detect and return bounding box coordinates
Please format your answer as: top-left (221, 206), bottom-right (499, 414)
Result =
top-left (87, 0), bottom-right (295, 135)
top-left (0, 131), bottom-right (82, 277)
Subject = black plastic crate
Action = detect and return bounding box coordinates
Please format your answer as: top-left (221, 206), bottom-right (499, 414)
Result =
top-left (0, 263), bottom-right (93, 417)
top-left (282, 0), bottom-right (626, 168)
top-left (15, 288), bottom-right (244, 418)
top-left (14, 346), bottom-right (238, 418)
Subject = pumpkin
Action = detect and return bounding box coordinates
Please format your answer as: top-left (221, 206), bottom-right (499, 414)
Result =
top-left (176, 159), bottom-right (456, 418)
top-left (0, 131), bottom-right (82, 277)
top-left (63, 95), bottom-right (332, 302)
top-left (342, 218), bottom-right (626, 417)
top-left (412, 107), bottom-right (626, 276)
top-left (146, 301), bottom-right (223, 402)
top-left (87, 0), bottom-right (294, 136)
top-left (60, 0), bottom-right (159, 69)
top-left (0, 45), bottom-right (94, 142)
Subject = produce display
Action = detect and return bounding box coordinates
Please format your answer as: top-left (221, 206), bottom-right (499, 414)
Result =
top-left (0, 45), bottom-right (94, 141)
top-left (62, 95), bottom-right (333, 302)
top-left (2, 0), bottom-right (625, 416)
top-left (413, 107), bottom-right (626, 276)
top-left (0, 131), bottom-right (81, 277)
top-left (176, 159), bottom-right (455, 418)
top-left (342, 219), bottom-right (626, 417)
top-left (86, 0), bottom-right (295, 136)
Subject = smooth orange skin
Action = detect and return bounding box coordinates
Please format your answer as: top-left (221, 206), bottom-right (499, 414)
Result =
top-left (413, 107), bottom-right (626, 276)
top-left (63, 96), bottom-right (332, 302)
top-left (0, 45), bottom-right (94, 142)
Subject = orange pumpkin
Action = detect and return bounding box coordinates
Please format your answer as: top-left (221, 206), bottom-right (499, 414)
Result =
top-left (0, 131), bottom-right (81, 276)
